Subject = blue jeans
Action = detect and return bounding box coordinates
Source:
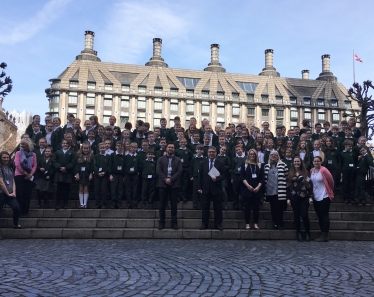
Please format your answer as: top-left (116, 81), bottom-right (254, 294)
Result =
top-left (0, 193), bottom-right (20, 226)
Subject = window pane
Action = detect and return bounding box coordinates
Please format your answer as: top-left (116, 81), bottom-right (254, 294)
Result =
top-left (262, 95), bottom-right (268, 102)
top-left (236, 82), bottom-right (258, 93)
top-left (87, 83), bottom-right (95, 90)
top-left (138, 86), bottom-right (146, 93)
top-left (187, 90), bottom-right (194, 97)
top-left (171, 89), bottom-right (178, 96)
top-left (232, 93), bottom-right (239, 99)
top-left (247, 108), bottom-right (255, 116)
top-left (304, 112), bottom-right (311, 119)
top-left (276, 110), bottom-right (284, 117)
top-left (86, 96), bottom-right (95, 105)
top-left (202, 104), bottom-right (210, 113)
top-left (276, 96), bottom-right (283, 103)
top-left (120, 116), bottom-right (129, 124)
top-left (217, 92), bottom-right (224, 99)
top-left (332, 113), bottom-right (340, 121)
top-left (317, 100), bottom-right (324, 106)
top-left (104, 84), bottom-right (113, 90)
top-left (290, 97), bottom-right (297, 104)
top-left (68, 95), bottom-right (77, 104)
top-left (121, 100), bottom-right (129, 108)
top-left (138, 100), bottom-right (146, 109)
top-left (104, 99), bottom-right (112, 107)
top-left (318, 113), bottom-right (325, 120)
top-left (186, 104), bottom-right (194, 112)
top-left (70, 81), bottom-right (78, 88)
top-left (50, 96), bottom-right (59, 103)
top-left (217, 107), bottom-right (225, 114)
top-left (170, 103), bottom-right (178, 111)
top-left (154, 101), bottom-right (163, 109)
top-left (155, 88), bottom-right (163, 95)
top-left (304, 99), bottom-right (310, 105)
top-left (262, 109), bottom-right (269, 117)
top-left (122, 85), bottom-right (130, 92)
top-left (202, 91), bottom-right (209, 98)
top-left (291, 110), bottom-right (298, 118)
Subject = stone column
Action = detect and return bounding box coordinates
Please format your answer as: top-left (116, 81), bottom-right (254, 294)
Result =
top-left (130, 96), bottom-right (136, 124)
top-left (270, 105), bottom-right (276, 132)
top-left (211, 101), bottom-right (217, 128)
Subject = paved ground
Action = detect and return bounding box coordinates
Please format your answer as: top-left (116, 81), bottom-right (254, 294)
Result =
top-left (0, 240), bottom-right (373, 297)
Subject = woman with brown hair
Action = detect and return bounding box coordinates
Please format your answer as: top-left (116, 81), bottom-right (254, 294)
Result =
top-left (14, 138), bottom-right (37, 217)
top-left (287, 156), bottom-right (312, 242)
top-left (0, 151), bottom-right (23, 230)
top-left (240, 149), bottom-right (264, 230)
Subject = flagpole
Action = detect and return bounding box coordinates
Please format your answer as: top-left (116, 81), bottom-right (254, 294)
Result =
top-left (353, 49), bottom-right (356, 83)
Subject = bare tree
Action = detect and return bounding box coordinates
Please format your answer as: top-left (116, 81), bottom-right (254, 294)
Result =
top-left (347, 80), bottom-right (374, 139)
top-left (0, 62), bottom-right (13, 99)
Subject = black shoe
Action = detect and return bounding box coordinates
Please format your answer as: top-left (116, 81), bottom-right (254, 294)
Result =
top-left (215, 224), bottom-right (223, 231)
top-left (200, 224), bottom-right (208, 230)
top-left (297, 232), bottom-right (304, 242)
top-left (172, 223), bottom-right (178, 230)
top-left (158, 222), bottom-right (165, 230)
top-left (305, 232), bottom-right (311, 242)
top-left (13, 225), bottom-right (25, 229)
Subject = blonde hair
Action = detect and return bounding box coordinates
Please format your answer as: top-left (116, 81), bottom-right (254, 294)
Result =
top-left (21, 138), bottom-right (34, 151)
top-left (245, 149), bottom-right (259, 164)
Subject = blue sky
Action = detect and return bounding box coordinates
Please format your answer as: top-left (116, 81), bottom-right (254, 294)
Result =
top-left (1, 0), bottom-right (373, 117)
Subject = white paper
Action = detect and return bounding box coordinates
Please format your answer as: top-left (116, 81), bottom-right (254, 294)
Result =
top-left (208, 166), bottom-right (220, 178)
top-left (147, 175), bottom-right (153, 179)
top-left (30, 176), bottom-right (34, 181)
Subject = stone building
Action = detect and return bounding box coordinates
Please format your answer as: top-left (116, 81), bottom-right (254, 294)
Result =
top-left (45, 31), bottom-right (359, 131)
top-left (0, 98), bottom-right (18, 153)
top-left (9, 109), bottom-right (33, 141)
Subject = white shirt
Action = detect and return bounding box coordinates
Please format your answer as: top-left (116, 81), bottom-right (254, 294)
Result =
top-left (45, 132), bottom-right (52, 145)
top-left (311, 170), bottom-right (328, 201)
top-left (313, 150), bottom-right (320, 157)
top-left (257, 151), bottom-right (264, 163)
top-left (299, 151), bottom-right (306, 160)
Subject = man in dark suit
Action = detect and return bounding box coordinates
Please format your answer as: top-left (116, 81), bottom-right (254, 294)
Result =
top-left (156, 142), bottom-right (182, 230)
top-left (202, 125), bottom-right (219, 147)
top-left (197, 146), bottom-right (226, 231)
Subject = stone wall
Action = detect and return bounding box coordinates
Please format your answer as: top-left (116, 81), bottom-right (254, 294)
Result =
top-left (0, 111), bottom-right (18, 153)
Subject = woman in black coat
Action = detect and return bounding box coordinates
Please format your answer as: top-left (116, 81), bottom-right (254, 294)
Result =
top-left (240, 149), bottom-right (264, 230)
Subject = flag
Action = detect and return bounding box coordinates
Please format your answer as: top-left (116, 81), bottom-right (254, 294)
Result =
top-left (354, 52), bottom-right (363, 63)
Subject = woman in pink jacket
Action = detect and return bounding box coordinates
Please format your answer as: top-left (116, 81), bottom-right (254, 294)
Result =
top-left (14, 138), bottom-right (37, 217)
top-left (310, 156), bottom-right (334, 242)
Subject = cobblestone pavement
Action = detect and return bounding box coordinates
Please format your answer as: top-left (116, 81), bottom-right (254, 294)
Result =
top-left (0, 240), bottom-right (373, 297)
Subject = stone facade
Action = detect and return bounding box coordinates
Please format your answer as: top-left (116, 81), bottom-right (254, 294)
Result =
top-left (0, 99), bottom-right (18, 153)
top-left (45, 31), bottom-right (360, 131)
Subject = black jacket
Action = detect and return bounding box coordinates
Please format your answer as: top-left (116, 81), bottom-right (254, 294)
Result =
top-left (197, 158), bottom-right (226, 195)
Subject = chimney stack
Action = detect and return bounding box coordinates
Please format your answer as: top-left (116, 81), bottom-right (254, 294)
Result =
top-left (259, 49), bottom-right (280, 77)
top-left (76, 30), bottom-right (101, 62)
top-left (145, 38), bottom-right (168, 67)
top-left (316, 54), bottom-right (336, 82)
top-left (302, 70), bottom-right (309, 79)
top-left (204, 44), bottom-right (226, 72)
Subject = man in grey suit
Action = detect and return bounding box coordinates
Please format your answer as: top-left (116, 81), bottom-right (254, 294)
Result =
top-left (156, 142), bottom-right (182, 230)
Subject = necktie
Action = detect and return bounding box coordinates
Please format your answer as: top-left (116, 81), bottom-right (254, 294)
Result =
top-left (210, 160), bottom-right (213, 170)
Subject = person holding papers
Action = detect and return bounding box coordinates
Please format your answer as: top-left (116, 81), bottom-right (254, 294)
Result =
top-left (197, 146), bottom-right (226, 231)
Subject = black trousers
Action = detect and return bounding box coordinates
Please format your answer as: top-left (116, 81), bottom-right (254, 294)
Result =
top-left (179, 168), bottom-right (189, 201)
top-left (342, 170), bottom-right (356, 202)
top-left (201, 190), bottom-right (223, 227)
top-left (267, 195), bottom-right (287, 227)
top-left (192, 178), bottom-right (201, 207)
top-left (313, 197), bottom-right (331, 233)
top-left (110, 174), bottom-right (124, 207)
top-left (290, 197), bottom-right (310, 232)
top-left (142, 178), bottom-right (156, 205)
top-left (159, 186), bottom-right (179, 224)
top-left (95, 176), bottom-right (108, 207)
top-left (243, 193), bottom-right (261, 224)
top-left (355, 175), bottom-right (367, 203)
top-left (232, 174), bottom-right (241, 206)
top-left (124, 174), bottom-right (139, 207)
top-left (15, 175), bottom-right (34, 215)
top-left (56, 182), bottom-right (71, 207)
top-left (0, 193), bottom-right (20, 226)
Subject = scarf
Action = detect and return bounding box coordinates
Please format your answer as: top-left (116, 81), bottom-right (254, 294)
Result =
top-left (21, 150), bottom-right (33, 173)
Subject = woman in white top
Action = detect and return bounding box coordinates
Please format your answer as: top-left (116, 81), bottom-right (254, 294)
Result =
top-left (310, 156), bottom-right (334, 242)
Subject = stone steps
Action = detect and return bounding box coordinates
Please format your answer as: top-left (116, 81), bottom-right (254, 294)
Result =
top-left (1, 217), bottom-right (373, 230)
top-left (0, 228), bottom-right (373, 240)
top-left (2, 208), bottom-right (374, 221)
top-left (26, 200), bottom-right (374, 212)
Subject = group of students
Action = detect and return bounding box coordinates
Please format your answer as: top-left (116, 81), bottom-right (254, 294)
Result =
top-left (0, 113), bottom-right (372, 241)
